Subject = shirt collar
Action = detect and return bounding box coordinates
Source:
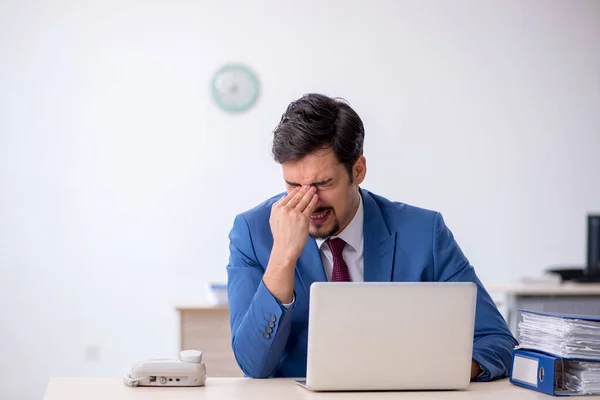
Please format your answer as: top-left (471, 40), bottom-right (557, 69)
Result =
top-left (316, 193), bottom-right (364, 251)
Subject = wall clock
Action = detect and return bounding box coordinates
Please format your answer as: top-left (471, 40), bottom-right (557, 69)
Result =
top-left (211, 64), bottom-right (260, 113)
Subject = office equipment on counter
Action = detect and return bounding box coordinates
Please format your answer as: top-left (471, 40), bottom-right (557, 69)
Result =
top-left (206, 282), bottom-right (228, 306)
top-left (511, 349), bottom-right (600, 396)
top-left (546, 215), bottom-right (600, 283)
top-left (123, 350), bottom-right (206, 387)
top-left (297, 282), bottom-right (477, 391)
top-left (589, 215), bottom-right (600, 275)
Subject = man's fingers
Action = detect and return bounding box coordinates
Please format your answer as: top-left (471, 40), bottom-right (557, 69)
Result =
top-left (302, 193), bottom-right (319, 217)
top-left (278, 187), bottom-right (299, 207)
top-left (285, 186), bottom-right (310, 209)
top-left (296, 186), bottom-right (317, 212)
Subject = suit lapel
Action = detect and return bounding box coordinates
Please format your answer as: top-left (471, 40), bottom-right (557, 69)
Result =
top-left (296, 238), bottom-right (326, 297)
top-left (361, 189), bottom-right (397, 282)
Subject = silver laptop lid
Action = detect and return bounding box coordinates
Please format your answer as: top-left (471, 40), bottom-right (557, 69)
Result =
top-left (305, 282), bottom-right (477, 391)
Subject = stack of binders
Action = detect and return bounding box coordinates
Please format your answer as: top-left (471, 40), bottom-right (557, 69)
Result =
top-left (510, 311), bottom-right (600, 396)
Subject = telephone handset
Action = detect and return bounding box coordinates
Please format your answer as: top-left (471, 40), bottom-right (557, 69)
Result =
top-left (123, 350), bottom-right (207, 387)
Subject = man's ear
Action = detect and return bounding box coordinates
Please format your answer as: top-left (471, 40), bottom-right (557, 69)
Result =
top-left (353, 156), bottom-right (367, 185)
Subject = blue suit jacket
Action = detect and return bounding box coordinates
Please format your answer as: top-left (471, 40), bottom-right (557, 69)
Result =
top-left (226, 188), bottom-right (518, 381)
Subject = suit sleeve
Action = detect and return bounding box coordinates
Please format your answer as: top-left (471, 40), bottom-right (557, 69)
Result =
top-left (226, 214), bottom-right (295, 378)
top-left (432, 212), bottom-right (518, 381)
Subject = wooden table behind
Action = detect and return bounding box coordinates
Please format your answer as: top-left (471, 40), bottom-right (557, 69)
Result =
top-left (177, 306), bottom-right (243, 377)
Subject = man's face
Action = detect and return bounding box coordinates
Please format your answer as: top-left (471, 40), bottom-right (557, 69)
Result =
top-left (282, 149), bottom-right (366, 239)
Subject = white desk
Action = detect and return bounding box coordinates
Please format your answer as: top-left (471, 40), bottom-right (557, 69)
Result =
top-left (44, 377), bottom-right (600, 399)
top-left (489, 283), bottom-right (600, 335)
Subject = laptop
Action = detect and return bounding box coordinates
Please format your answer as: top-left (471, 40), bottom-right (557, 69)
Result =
top-left (296, 281), bottom-right (477, 391)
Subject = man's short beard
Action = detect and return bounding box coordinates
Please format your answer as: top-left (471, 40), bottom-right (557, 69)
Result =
top-left (309, 221), bottom-right (340, 239)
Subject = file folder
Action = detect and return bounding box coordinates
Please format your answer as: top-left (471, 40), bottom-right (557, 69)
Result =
top-left (510, 349), bottom-right (600, 396)
top-left (517, 310), bottom-right (600, 360)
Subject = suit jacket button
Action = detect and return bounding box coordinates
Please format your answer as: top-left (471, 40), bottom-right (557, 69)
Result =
top-left (265, 327), bottom-right (273, 334)
top-left (270, 315), bottom-right (276, 322)
top-left (268, 321), bottom-right (275, 328)
top-left (264, 333), bottom-right (270, 339)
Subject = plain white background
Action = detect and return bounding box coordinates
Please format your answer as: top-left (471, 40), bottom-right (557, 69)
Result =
top-left (1, 0), bottom-right (599, 398)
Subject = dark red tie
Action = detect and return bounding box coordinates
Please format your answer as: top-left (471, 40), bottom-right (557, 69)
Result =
top-left (327, 238), bottom-right (351, 282)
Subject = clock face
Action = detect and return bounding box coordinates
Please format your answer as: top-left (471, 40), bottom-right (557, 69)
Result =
top-left (211, 64), bottom-right (259, 112)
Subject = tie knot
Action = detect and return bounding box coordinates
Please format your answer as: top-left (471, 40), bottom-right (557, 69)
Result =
top-left (327, 237), bottom-right (346, 257)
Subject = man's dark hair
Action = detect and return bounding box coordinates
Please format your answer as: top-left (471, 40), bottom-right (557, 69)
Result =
top-left (272, 93), bottom-right (365, 180)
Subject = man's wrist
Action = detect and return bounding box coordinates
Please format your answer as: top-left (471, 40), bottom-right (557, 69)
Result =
top-left (263, 248), bottom-right (297, 304)
top-left (270, 243), bottom-right (299, 266)
top-left (262, 276), bottom-right (294, 304)
top-left (282, 293), bottom-right (295, 309)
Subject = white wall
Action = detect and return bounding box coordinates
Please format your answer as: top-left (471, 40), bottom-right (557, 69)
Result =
top-left (1, 0), bottom-right (598, 398)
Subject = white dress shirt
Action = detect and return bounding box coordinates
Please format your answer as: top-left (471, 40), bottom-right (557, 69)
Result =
top-left (315, 194), bottom-right (364, 282)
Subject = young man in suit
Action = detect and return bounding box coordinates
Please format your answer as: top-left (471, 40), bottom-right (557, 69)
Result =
top-left (226, 93), bottom-right (517, 381)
